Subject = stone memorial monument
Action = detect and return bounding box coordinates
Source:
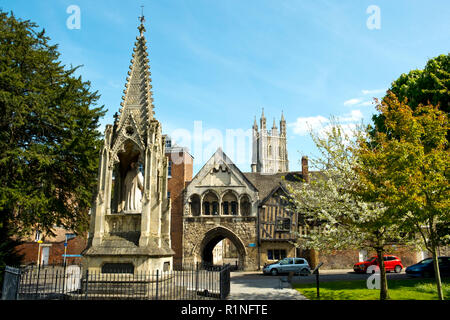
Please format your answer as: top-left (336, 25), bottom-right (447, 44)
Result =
top-left (83, 14), bottom-right (174, 274)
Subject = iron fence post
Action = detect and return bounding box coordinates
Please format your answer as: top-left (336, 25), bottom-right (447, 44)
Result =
top-left (84, 269), bottom-right (89, 300)
top-left (195, 262), bottom-right (199, 295)
top-left (35, 264), bottom-right (41, 299)
top-left (316, 268), bottom-right (319, 299)
top-left (155, 269), bottom-right (159, 300)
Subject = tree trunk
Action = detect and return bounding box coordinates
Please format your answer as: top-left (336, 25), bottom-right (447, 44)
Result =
top-left (431, 244), bottom-right (444, 300)
top-left (376, 248), bottom-right (389, 300)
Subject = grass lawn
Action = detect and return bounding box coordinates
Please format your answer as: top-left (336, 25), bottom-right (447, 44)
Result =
top-left (293, 277), bottom-right (450, 300)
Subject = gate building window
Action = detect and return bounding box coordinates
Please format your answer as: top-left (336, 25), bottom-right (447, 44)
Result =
top-left (267, 249), bottom-right (286, 260)
top-left (276, 217), bottom-right (291, 232)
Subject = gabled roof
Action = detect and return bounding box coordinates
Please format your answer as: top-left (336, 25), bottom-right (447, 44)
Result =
top-left (188, 148), bottom-right (258, 192)
top-left (243, 171), bottom-right (304, 201)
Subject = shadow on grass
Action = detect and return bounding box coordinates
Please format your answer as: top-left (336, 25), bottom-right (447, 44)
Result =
top-left (293, 277), bottom-right (450, 300)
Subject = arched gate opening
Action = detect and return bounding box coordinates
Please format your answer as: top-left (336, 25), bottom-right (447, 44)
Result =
top-left (199, 227), bottom-right (246, 269)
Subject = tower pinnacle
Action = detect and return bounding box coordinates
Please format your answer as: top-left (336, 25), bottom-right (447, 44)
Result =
top-left (138, 8), bottom-right (146, 37)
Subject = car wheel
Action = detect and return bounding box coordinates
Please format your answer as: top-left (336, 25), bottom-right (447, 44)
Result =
top-left (271, 269), bottom-right (278, 276)
top-left (394, 265), bottom-right (402, 273)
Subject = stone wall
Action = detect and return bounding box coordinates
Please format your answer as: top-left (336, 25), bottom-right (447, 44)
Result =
top-left (183, 216), bottom-right (258, 270)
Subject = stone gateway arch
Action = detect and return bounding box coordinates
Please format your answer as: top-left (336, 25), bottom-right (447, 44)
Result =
top-left (200, 226), bottom-right (247, 267)
top-left (182, 149), bottom-right (260, 270)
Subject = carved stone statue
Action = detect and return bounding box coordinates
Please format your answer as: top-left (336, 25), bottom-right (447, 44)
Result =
top-left (123, 162), bottom-right (144, 212)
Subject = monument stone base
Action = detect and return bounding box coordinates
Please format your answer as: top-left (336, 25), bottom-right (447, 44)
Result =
top-left (82, 213), bottom-right (174, 274)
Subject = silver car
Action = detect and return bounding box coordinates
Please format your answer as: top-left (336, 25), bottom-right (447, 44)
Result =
top-left (263, 257), bottom-right (311, 276)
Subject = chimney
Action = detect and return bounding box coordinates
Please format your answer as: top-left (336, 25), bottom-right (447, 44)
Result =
top-left (301, 156), bottom-right (309, 183)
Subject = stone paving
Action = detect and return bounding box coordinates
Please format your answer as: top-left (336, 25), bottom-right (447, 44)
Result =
top-left (227, 271), bottom-right (308, 300)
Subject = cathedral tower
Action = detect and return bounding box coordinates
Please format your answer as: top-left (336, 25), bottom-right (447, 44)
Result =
top-left (251, 110), bottom-right (289, 173)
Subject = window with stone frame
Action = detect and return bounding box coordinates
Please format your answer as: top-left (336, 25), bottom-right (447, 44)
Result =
top-left (212, 201), bottom-right (219, 215)
top-left (222, 202), bottom-right (229, 215)
top-left (230, 201), bottom-right (237, 215)
top-left (204, 202), bottom-right (210, 215)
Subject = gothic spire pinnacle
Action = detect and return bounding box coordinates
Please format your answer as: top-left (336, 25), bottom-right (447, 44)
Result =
top-left (138, 6), bottom-right (146, 37)
top-left (253, 116), bottom-right (258, 130)
top-left (116, 10), bottom-right (154, 136)
top-left (281, 110), bottom-right (285, 122)
top-left (272, 117), bottom-right (277, 129)
top-left (260, 108), bottom-right (266, 129)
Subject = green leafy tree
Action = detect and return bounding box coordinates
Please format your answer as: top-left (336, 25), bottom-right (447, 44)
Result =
top-left (0, 11), bottom-right (106, 265)
top-left (373, 54), bottom-right (449, 134)
top-left (355, 93), bottom-right (449, 300)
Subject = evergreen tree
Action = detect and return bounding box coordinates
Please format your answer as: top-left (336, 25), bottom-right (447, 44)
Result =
top-left (0, 10), bottom-right (106, 264)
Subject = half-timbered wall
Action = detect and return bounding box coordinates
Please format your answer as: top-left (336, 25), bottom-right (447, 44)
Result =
top-left (258, 190), bottom-right (297, 241)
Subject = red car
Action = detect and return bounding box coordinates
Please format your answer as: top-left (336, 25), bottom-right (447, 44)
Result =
top-left (353, 255), bottom-right (403, 273)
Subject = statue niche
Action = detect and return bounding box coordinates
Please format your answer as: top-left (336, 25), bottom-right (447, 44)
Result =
top-left (112, 140), bottom-right (144, 213)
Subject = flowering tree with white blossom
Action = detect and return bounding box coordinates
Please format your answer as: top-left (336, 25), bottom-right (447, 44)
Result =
top-left (286, 118), bottom-right (413, 300)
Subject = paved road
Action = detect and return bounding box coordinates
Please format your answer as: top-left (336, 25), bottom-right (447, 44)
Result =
top-left (227, 269), bottom-right (409, 300)
top-left (227, 271), bottom-right (307, 300)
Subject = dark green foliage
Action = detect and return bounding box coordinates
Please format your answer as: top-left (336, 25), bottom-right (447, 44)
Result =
top-left (0, 10), bottom-right (106, 249)
top-left (372, 54), bottom-right (450, 134)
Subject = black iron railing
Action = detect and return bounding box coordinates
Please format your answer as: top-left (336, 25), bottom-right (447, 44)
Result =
top-left (1, 263), bottom-right (232, 300)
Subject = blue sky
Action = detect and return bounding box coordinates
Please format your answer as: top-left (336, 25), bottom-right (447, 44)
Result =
top-left (2, 0), bottom-right (449, 174)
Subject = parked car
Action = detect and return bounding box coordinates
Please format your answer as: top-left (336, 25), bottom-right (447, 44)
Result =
top-left (263, 257), bottom-right (310, 276)
top-left (353, 255), bottom-right (403, 273)
top-left (405, 256), bottom-right (450, 278)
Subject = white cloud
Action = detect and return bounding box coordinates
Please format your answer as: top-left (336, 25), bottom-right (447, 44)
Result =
top-left (338, 109), bottom-right (363, 122)
top-left (343, 89), bottom-right (385, 108)
top-left (318, 123), bottom-right (360, 141)
top-left (359, 100), bottom-right (374, 107)
top-left (362, 89), bottom-right (385, 95)
top-left (344, 98), bottom-right (377, 108)
top-left (288, 115), bottom-right (328, 136)
top-left (343, 98), bottom-right (361, 106)
top-left (289, 110), bottom-right (364, 137)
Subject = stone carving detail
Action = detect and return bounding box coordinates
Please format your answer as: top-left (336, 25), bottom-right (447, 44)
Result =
top-left (123, 162), bottom-right (144, 212)
top-left (110, 113), bottom-right (145, 168)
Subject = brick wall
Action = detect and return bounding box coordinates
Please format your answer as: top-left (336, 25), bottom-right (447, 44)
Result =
top-left (14, 235), bottom-right (87, 266)
top-left (166, 151), bottom-right (193, 265)
top-left (314, 245), bottom-right (424, 270)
